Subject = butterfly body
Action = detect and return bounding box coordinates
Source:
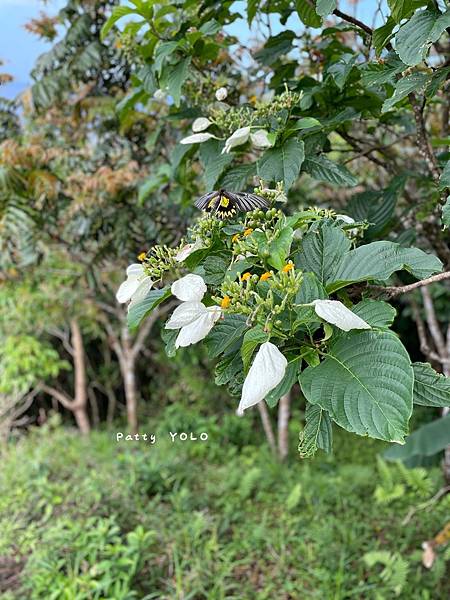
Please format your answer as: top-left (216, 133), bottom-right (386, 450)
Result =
top-left (195, 189), bottom-right (268, 219)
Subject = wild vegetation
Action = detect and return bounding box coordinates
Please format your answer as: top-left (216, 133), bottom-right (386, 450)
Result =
top-left (0, 0), bottom-right (449, 597)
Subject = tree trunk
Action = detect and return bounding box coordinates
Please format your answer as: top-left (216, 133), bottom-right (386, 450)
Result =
top-left (122, 356), bottom-right (138, 434)
top-left (442, 358), bottom-right (450, 482)
top-left (257, 401), bottom-right (277, 455)
top-left (120, 326), bottom-right (139, 434)
top-left (73, 406), bottom-right (91, 435)
top-left (41, 319), bottom-right (91, 434)
top-left (277, 392), bottom-right (291, 461)
top-left (70, 319), bottom-right (90, 434)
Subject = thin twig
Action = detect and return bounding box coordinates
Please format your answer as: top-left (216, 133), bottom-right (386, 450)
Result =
top-left (402, 485), bottom-right (450, 525)
top-left (333, 9), bottom-right (373, 36)
top-left (370, 271), bottom-right (450, 297)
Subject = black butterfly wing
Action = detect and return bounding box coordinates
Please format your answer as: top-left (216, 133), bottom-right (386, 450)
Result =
top-left (195, 191), bottom-right (219, 210)
top-left (231, 191), bottom-right (269, 211)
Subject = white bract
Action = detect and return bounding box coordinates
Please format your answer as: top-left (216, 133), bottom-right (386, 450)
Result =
top-left (192, 117), bottom-right (212, 132)
top-left (250, 129), bottom-right (273, 148)
top-left (237, 342), bottom-right (287, 416)
top-left (215, 87), bottom-right (228, 101)
top-left (313, 300), bottom-right (371, 332)
top-left (180, 132), bottom-right (217, 145)
top-left (222, 126), bottom-right (251, 154)
top-left (166, 274), bottom-right (221, 348)
top-left (171, 273), bottom-right (207, 302)
top-left (116, 264), bottom-right (153, 305)
top-left (175, 238), bottom-right (204, 262)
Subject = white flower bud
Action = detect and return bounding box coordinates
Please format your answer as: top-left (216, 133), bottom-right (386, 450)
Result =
top-left (215, 87), bottom-right (228, 101)
top-left (192, 117), bottom-right (212, 133)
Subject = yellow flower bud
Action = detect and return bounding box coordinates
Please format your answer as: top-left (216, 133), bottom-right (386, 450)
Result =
top-left (243, 228), bottom-right (253, 236)
top-left (232, 234), bottom-right (240, 243)
top-left (260, 272), bottom-right (272, 281)
top-left (137, 252), bottom-right (147, 261)
top-left (241, 272), bottom-right (251, 281)
top-left (282, 263), bottom-right (294, 273)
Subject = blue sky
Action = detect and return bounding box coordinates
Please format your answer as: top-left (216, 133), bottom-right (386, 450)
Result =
top-left (0, 0), bottom-right (387, 100)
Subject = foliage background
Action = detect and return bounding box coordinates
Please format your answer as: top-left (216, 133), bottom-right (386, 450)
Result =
top-left (0, 0), bottom-right (449, 597)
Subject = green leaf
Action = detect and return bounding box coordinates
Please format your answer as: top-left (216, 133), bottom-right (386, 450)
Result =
top-left (426, 65), bottom-right (450, 98)
top-left (241, 326), bottom-right (269, 372)
top-left (76, 42), bottom-right (102, 72)
top-left (352, 299), bottom-right (397, 328)
top-left (162, 57), bottom-right (191, 106)
top-left (439, 161), bottom-right (450, 190)
top-left (412, 362), bottom-right (450, 407)
top-left (254, 31), bottom-right (295, 65)
top-left (382, 72), bottom-right (430, 113)
top-left (387, 0), bottom-right (427, 23)
top-left (347, 178), bottom-right (405, 237)
top-left (258, 138), bottom-right (305, 191)
top-left (248, 0), bottom-right (260, 25)
top-left (137, 65), bottom-right (158, 94)
top-left (127, 287), bottom-right (171, 331)
top-left (295, 222), bottom-right (351, 285)
top-left (359, 58), bottom-right (405, 87)
top-left (268, 226), bottom-right (293, 270)
top-left (303, 155), bottom-right (358, 187)
top-left (219, 163), bottom-right (257, 190)
top-left (200, 140), bottom-right (233, 189)
top-left (316, 0), bottom-right (337, 18)
top-left (265, 359), bottom-right (300, 408)
top-left (428, 8), bottom-right (450, 44)
top-left (395, 9), bottom-right (438, 66)
top-left (290, 117), bottom-right (321, 131)
top-left (299, 331), bottom-right (414, 442)
top-left (154, 41), bottom-right (179, 74)
top-left (215, 352), bottom-right (243, 386)
top-left (442, 196), bottom-right (450, 229)
top-left (101, 5), bottom-right (137, 40)
top-left (202, 254), bottom-right (231, 285)
top-left (205, 314), bottom-right (248, 358)
top-left (226, 258), bottom-right (254, 281)
top-left (295, 272), bottom-right (327, 303)
top-left (161, 328), bottom-right (178, 358)
top-left (296, 0), bottom-right (322, 27)
top-left (384, 414), bottom-right (450, 461)
top-left (329, 241), bottom-right (442, 291)
top-left (298, 403), bottom-right (333, 458)
top-left (327, 54), bottom-right (356, 90)
top-left (372, 17), bottom-right (396, 55)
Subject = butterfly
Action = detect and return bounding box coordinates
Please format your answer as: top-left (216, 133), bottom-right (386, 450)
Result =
top-left (194, 189), bottom-right (269, 219)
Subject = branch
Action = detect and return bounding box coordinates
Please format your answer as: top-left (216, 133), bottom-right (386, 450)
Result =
top-left (131, 310), bottom-right (159, 360)
top-left (40, 384), bottom-right (75, 410)
top-left (131, 300), bottom-right (177, 360)
top-left (409, 93), bottom-right (442, 185)
top-left (333, 9), bottom-right (373, 36)
top-left (410, 299), bottom-right (449, 365)
top-left (370, 271), bottom-right (450, 297)
top-left (46, 326), bottom-right (74, 356)
top-left (421, 287), bottom-right (447, 357)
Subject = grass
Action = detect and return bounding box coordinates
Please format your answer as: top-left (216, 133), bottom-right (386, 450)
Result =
top-left (0, 405), bottom-right (448, 599)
